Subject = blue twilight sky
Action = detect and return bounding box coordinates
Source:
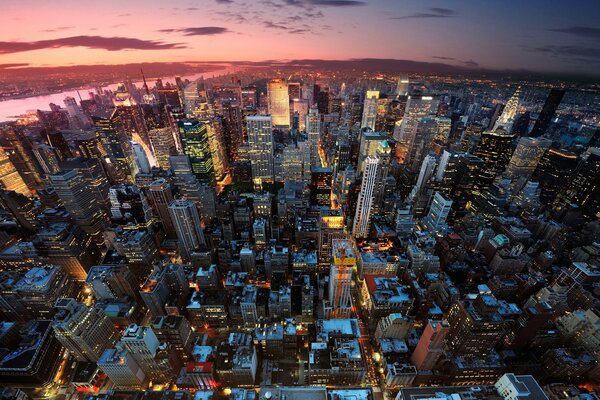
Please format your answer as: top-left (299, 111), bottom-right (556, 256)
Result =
top-left (0, 0), bottom-right (599, 76)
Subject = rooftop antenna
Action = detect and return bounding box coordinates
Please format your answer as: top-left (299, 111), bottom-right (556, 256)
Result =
top-left (76, 90), bottom-right (83, 102)
top-left (141, 68), bottom-right (150, 96)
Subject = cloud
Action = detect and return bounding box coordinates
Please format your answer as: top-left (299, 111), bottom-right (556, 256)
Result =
top-left (0, 63), bottom-right (29, 69)
top-left (158, 27), bottom-right (230, 36)
top-left (39, 26), bottom-right (74, 33)
top-left (215, 0), bottom-right (233, 3)
top-left (547, 26), bottom-right (600, 40)
top-left (528, 45), bottom-right (600, 61)
top-left (0, 36), bottom-right (186, 54)
top-left (392, 7), bottom-right (457, 20)
top-left (432, 56), bottom-right (479, 67)
top-left (283, 0), bottom-right (364, 6)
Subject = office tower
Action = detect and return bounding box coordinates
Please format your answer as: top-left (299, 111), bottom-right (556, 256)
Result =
top-left (361, 90), bottom-right (379, 130)
top-left (267, 78), bottom-right (290, 128)
top-left (409, 153), bottom-right (436, 200)
top-left (241, 85), bottom-right (258, 108)
top-left (112, 230), bottom-right (159, 275)
top-left (357, 130), bottom-right (388, 173)
top-left (0, 126), bottom-right (44, 190)
top-left (0, 148), bottom-right (31, 197)
top-left (310, 167), bottom-right (332, 206)
top-left (34, 223), bottom-right (100, 281)
top-left (60, 157), bottom-right (110, 209)
top-left (93, 111), bottom-right (133, 182)
top-left (313, 82), bottom-right (331, 114)
top-left (31, 143), bottom-right (61, 177)
top-left (306, 107), bottom-right (321, 168)
top-left (113, 84), bottom-right (151, 148)
top-left (352, 156), bottom-right (379, 238)
top-left (206, 118), bottom-right (228, 181)
top-left (446, 288), bottom-right (506, 357)
top-left (396, 95), bottom-right (440, 166)
top-left (247, 115), bottom-right (274, 182)
top-left (288, 81), bottom-right (301, 100)
top-left (531, 149), bottom-right (579, 205)
top-left (168, 198), bottom-right (206, 258)
top-left (98, 348), bottom-right (146, 388)
top-left (86, 265), bottom-right (139, 301)
top-left (0, 190), bottom-right (37, 232)
top-left (152, 315), bottom-right (193, 362)
top-left (473, 130), bottom-right (515, 186)
top-left (109, 184), bottom-right (153, 229)
top-left (530, 88), bottom-right (565, 137)
top-left (493, 86), bottom-right (521, 132)
top-left (317, 208), bottom-right (345, 270)
top-left (559, 148), bottom-right (600, 219)
top-left (211, 83), bottom-right (242, 113)
top-left (118, 324), bottom-right (174, 382)
top-left (178, 119), bottom-right (214, 184)
top-left (395, 76), bottom-right (409, 96)
top-left (222, 102), bottom-right (244, 161)
top-left (49, 169), bottom-right (106, 238)
top-left (328, 239), bottom-right (355, 318)
top-left (147, 178), bottom-right (177, 237)
top-left (132, 143), bottom-right (151, 174)
top-left (157, 88), bottom-right (182, 108)
top-left (501, 300), bottom-right (553, 351)
top-left (450, 154), bottom-right (485, 215)
top-left (148, 128), bottom-right (176, 171)
top-left (52, 298), bottom-right (120, 362)
top-left (411, 320), bottom-right (449, 371)
top-left (423, 192), bottom-right (453, 231)
top-left (506, 137), bottom-right (552, 182)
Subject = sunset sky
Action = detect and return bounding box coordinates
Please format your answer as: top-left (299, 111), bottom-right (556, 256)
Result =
top-left (1, 0), bottom-right (599, 76)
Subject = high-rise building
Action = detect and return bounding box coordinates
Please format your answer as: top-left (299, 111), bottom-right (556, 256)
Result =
top-left (361, 90), bottom-right (379, 130)
top-left (328, 239), bottom-right (355, 318)
top-left (0, 148), bottom-right (31, 197)
top-left (530, 88), bottom-right (565, 137)
top-left (473, 130), bottom-right (515, 186)
top-left (147, 178), bottom-right (177, 237)
top-left (247, 115), bottom-right (274, 182)
top-left (168, 198), bottom-right (206, 258)
top-left (559, 148), bottom-right (600, 219)
top-left (49, 169), bottom-right (106, 238)
top-left (411, 320), bottom-right (449, 371)
top-left (93, 111), bottom-right (133, 182)
top-left (506, 137), bottom-right (552, 182)
top-left (98, 348), bottom-right (146, 389)
top-left (85, 265), bottom-right (139, 301)
top-left (317, 208), bottom-right (345, 270)
top-left (352, 156), bottom-right (379, 238)
top-left (0, 126), bottom-right (44, 191)
top-left (395, 76), bottom-right (409, 96)
top-left (52, 298), bottom-right (120, 362)
top-left (357, 131), bottom-right (388, 173)
top-left (310, 167), bottom-right (332, 207)
top-left (179, 119), bottom-right (214, 184)
top-left (531, 149), bottom-right (579, 205)
top-left (395, 95), bottom-right (439, 165)
top-left (267, 78), bottom-right (290, 128)
top-left (306, 107), bottom-right (321, 168)
top-left (423, 192), bottom-right (453, 232)
top-left (148, 128), bottom-right (177, 170)
top-left (109, 184), bottom-right (153, 230)
top-left (493, 87), bottom-right (521, 132)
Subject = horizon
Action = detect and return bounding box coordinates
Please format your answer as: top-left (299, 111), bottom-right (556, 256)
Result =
top-left (1, 0), bottom-right (600, 78)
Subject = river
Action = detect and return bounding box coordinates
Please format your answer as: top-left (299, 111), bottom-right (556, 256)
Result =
top-left (0, 67), bottom-right (237, 122)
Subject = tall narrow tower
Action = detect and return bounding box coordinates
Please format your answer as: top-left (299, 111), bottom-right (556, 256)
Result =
top-left (493, 87), bottom-right (521, 132)
top-left (267, 78), bottom-right (290, 128)
top-left (352, 156), bottom-right (379, 238)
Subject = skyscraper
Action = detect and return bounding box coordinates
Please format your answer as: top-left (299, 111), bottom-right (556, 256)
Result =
top-left (306, 107), bottom-right (321, 169)
top-left (267, 78), bottom-right (290, 128)
top-left (411, 320), bottom-right (449, 371)
top-left (178, 119), bottom-right (214, 184)
top-left (147, 178), bottom-right (176, 237)
top-left (352, 156), bottom-right (379, 238)
top-left (310, 167), bottom-right (333, 207)
top-left (530, 88), bottom-right (565, 137)
top-left (247, 115), bottom-right (274, 182)
top-left (506, 137), bottom-right (552, 183)
top-left (361, 90), bottom-right (379, 130)
top-left (52, 298), bottom-right (120, 362)
top-left (493, 86), bottom-right (521, 132)
top-left (49, 169), bottom-right (106, 238)
top-left (328, 239), bottom-right (355, 318)
top-left (473, 130), bottom-right (515, 186)
top-left (132, 143), bottom-right (151, 174)
top-left (148, 127), bottom-right (176, 170)
top-left (168, 198), bottom-right (206, 258)
top-left (423, 192), bottom-right (453, 232)
top-left (0, 149), bottom-right (31, 197)
top-left (531, 148), bottom-right (579, 205)
top-left (395, 95), bottom-right (439, 166)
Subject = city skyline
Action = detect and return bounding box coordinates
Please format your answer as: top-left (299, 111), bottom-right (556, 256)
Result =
top-left (1, 0), bottom-right (599, 77)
